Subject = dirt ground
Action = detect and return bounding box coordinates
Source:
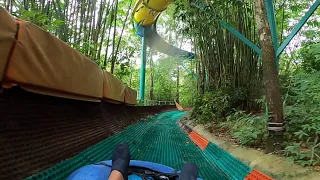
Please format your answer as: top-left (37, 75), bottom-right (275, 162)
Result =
top-left (189, 123), bottom-right (320, 180)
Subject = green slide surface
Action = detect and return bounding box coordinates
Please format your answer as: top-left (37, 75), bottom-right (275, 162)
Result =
top-left (27, 111), bottom-right (233, 180)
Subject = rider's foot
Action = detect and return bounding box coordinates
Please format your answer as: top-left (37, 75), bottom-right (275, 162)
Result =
top-left (180, 162), bottom-right (198, 180)
top-left (111, 143), bottom-right (130, 180)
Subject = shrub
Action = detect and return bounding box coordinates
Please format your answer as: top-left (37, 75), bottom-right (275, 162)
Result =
top-left (219, 111), bottom-right (268, 147)
top-left (190, 72), bottom-right (320, 166)
top-left (284, 73), bottom-right (320, 166)
top-left (191, 90), bottom-right (231, 124)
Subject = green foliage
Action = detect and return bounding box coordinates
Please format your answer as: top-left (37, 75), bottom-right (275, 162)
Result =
top-left (283, 72), bottom-right (320, 166)
top-left (191, 85), bottom-right (257, 125)
top-left (12, 8), bottom-right (64, 31)
top-left (191, 90), bottom-right (231, 124)
top-left (223, 111), bottom-right (268, 146)
top-left (114, 62), bottom-right (131, 80)
top-left (191, 72), bottom-right (320, 166)
top-left (152, 57), bottom-right (178, 101)
top-left (174, 0), bottom-right (262, 111)
top-left (299, 43), bottom-right (320, 73)
top-left (284, 143), bottom-right (317, 167)
top-left (179, 73), bottom-right (197, 107)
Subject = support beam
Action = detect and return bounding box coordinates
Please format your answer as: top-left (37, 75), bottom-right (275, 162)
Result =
top-left (265, 0), bottom-right (278, 49)
top-left (181, 64), bottom-right (192, 74)
top-left (190, 0), bottom-right (262, 55)
top-left (139, 29), bottom-right (147, 102)
top-left (181, 64), bottom-right (198, 80)
top-left (277, 0), bottom-right (320, 57)
top-left (174, 58), bottom-right (196, 78)
top-left (191, 0), bottom-right (262, 55)
top-left (176, 59), bottom-right (196, 78)
top-left (265, 0), bottom-right (279, 70)
top-left (220, 21), bottom-right (262, 55)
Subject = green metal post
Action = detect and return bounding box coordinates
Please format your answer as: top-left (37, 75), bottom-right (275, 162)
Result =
top-left (181, 64), bottom-right (197, 80)
top-left (190, 0), bottom-right (262, 55)
top-left (265, 0), bottom-right (279, 71)
top-left (277, 0), bottom-right (320, 57)
top-left (220, 21), bottom-right (262, 55)
top-left (180, 64), bottom-right (192, 74)
top-left (139, 28), bottom-right (147, 102)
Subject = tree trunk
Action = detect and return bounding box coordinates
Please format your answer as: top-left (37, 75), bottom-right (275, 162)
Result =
top-left (149, 50), bottom-right (154, 101)
top-left (129, 59), bottom-right (133, 87)
top-left (103, 1), bottom-right (115, 69)
top-left (92, 0), bottom-right (106, 60)
top-left (176, 63), bottom-right (179, 104)
top-left (5, 0), bottom-right (10, 11)
top-left (73, 1), bottom-right (80, 47)
top-left (110, 0), bottom-right (118, 74)
top-left (96, 0), bottom-right (111, 61)
top-left (112, 0), bottom-right (133, 70)
top-left (254, 0), bottom-right (284, 153)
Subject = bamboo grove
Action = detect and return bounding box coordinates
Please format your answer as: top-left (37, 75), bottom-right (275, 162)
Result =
top-left (3, 0), bottom-right (136, 73)
top-left (174, 0), bottom-right (262, 111)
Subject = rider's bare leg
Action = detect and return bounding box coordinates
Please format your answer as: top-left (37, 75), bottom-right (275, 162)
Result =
top-left (108, 170), bottom-right (124, 180)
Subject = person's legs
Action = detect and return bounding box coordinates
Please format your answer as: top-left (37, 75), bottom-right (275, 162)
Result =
top-left (108, 143), bottom-right (130, 180)
top-left (108, 144), bottom-right (198, 180)
top-left (108, 170), bottom-right (124, 180)
top-left (180, 162), bottom-right (198, 180)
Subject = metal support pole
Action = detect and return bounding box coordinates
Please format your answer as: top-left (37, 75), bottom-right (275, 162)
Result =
top-left (139, 28), bottom-right (147, 102)
top-left (181, 64), bottom-right (198, 80)
top-left (265, 0), bottom-right (279, 71)
top-left (190, 0), bottom-right (262, 55)
top-left (180, 64), bottom-right (192, 74)
top-left (220, 21), bottom-right (262, 55)
top-left (277, 0), bottom-right (320, 57)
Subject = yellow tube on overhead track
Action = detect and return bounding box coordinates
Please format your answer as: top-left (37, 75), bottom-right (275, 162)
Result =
top-left (133, 0), bottom-right (173, 27)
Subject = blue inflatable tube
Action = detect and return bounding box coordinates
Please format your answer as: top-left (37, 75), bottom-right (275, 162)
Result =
top-left (67, 160), bottom-right (203, 180)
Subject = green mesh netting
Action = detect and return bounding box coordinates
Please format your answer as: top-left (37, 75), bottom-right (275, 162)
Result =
top-left (26, 110), bottom-right (250, 180)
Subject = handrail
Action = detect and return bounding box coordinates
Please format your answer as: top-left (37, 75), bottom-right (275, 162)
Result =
top-left (139, 100), bottom-right (175, 106)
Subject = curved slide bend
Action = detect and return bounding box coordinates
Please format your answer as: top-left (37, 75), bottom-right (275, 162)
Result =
top-left (133, 0), bottom-right (195, 59)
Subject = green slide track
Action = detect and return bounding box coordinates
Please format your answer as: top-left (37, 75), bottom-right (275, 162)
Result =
top-left (26, 110), bottom-right (251, 180)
